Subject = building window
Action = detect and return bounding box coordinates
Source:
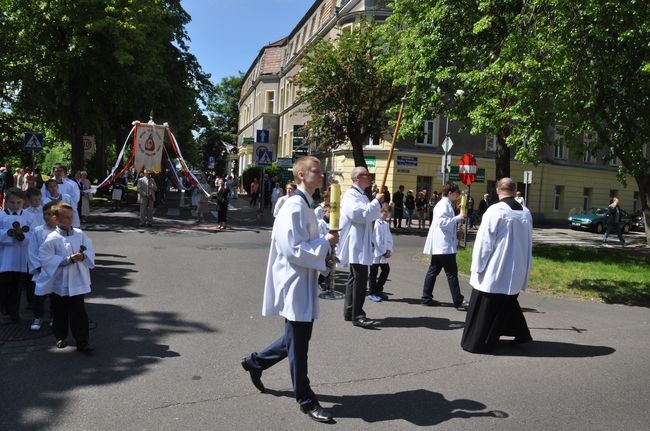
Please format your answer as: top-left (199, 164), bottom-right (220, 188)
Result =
top-left (633, 192), bottom-right (639, 212)
top-left (416, 176), bottom-right (432, 196)
top-left (367, 136), bottom-right (379, 147)
top-left (583, 188), bottom-right (592, 211)
top-left (279, 88), bottom-right (284, 111)
top-left (583, 131), bottom-right (597, 163)
top-left (415, 120), bottom-right (438, 147)
top-left (553, 127), bottom-right (568, 160)
top-left (340, 24), bottom-right (353, 35)
top-left (609, 155), bottom-right (621, 166)
top-left (265, 91), bottom-right (275, 113)
top-left (486, 135), bottom-right (497, 152)
top-left (553, 185), bottom-right (563, 212)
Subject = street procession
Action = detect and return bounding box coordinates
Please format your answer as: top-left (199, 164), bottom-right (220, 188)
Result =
top-left (1, 0), bottom-right (648, 429)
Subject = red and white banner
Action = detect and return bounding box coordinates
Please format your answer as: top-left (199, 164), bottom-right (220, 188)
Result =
top-left (133, 122), bottom-right (165, 173)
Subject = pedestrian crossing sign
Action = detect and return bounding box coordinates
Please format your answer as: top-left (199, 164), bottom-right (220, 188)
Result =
top-left (254, 143), bottom-right (273, 167)
top-left (24, 133), bottom-right (44, 151)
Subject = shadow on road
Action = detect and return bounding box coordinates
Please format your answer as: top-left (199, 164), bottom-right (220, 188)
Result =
top-left (490, 340), bottom-right (615, 357)
top-left (377, 316), bottom-right (465, 331)
top-left (266, 389), bottom-right (508, 426)
top-left (0, 252), bottom-right (217, 431)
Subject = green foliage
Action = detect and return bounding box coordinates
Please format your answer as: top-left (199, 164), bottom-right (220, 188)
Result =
top-left (2, 0), bottom-right (214, 178)
top-left (295, 23), bottom-right (402, 167)
top-left (241, 166), bottom-right (261, 195)
top-left (456, 244), bottom-right (650, 306)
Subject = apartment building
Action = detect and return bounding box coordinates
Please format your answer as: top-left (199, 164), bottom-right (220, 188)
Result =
top-left (237, 0), bottom-right (644, 223)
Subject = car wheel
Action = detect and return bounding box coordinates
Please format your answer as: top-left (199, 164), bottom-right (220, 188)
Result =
top-left (595, 223), bottom-right (603, 234)
top-left (623, 223), bottom-right (630, 234)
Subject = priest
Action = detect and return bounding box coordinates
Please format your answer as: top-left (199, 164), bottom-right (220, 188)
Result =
top-left (461, 177), bottom-right (533, 353)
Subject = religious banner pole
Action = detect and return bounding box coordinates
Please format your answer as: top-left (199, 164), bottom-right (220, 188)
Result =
top-left (379, 91), bottom-right (408, 192)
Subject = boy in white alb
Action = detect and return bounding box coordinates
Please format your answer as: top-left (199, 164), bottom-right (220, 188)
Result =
top-left (27, 201), bottom-right (58, 330)
top-left (37, 203), bottom-right (95, 354)
top-left (368, 204), bottom-right (393, 302)
top-left (24, 188), bottom-right (45, 226)
top-left (0, 188), bottom-right (36, 322)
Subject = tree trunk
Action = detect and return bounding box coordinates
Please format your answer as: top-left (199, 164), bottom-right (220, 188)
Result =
top-left (350, 135), bottom-right (367, 168)
top-left (633, 173), bottom-right (650, 247)
top-left (71, 126), bottom-right (84, 173)
top-left (495, 131), bottom-right (511, 180)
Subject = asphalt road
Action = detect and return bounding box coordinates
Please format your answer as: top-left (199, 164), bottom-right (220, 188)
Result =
top-left (1, 192), bottom-right (648, 430)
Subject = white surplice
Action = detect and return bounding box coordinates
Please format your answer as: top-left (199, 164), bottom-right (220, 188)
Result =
top-left (372, 219), bottom-right (393, 265)
top-left (337, 185), bottom-right (381, 267)
top-left (0, 209), bottom-right (36, 273)
top-left (423, 196), bottom-right (463, 256)
top-left (36, 227), bottom-right (95, 296)
top-left (262, 190), bottom-right (330, 322)
top-left (470, 201), bottom-right (533, 295)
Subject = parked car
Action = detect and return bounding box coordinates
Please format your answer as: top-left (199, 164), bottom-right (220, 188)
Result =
top-left (568, 206), bottom-right (633, 234)
top-left (631, 211), bottom-right (645, 232)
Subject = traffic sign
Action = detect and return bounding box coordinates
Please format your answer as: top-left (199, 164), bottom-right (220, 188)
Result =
top-left (253, 143), bottom-right (273, 167)
top-left (458, 153), bottom-right (477, 186)
top-left (24, 133), bottom-right (43, 151)
top-left (256, 129), bottom-right (270, 144)
top-left (523, 170), bottom-right (533, 184)
top-left (441, 136), bottom-right (454, 153)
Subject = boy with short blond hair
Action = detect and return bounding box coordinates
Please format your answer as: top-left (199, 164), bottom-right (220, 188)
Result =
top-left (37, 203), bottom-right (95, 354)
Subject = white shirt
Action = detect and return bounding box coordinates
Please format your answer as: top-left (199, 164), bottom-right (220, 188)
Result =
top-left (36, 227), bottom-right (95, 296)
top-left (28, 224), bottom-right (55, 275)
top-left (372, 219), bottom-right (393, 264)
top-left (0, 209), bottom-right (36, 273)
top-left (470, 200), bottom-right (533, 295)
top-left (423, 197), bottom-right (462, 255)
top-left (273, 194), bottom-right (289, 217)
top-left (337, 185), bottom-right (381, 266)
top-left (262, 188), bottom-right (330, 322)
top-left (41, 178), bottom-right (81, 226)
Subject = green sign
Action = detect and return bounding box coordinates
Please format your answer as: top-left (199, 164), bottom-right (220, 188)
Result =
top-left (365, 156), bottom-right (376, 168)
top-left (448, 166), bottom-right (485, 183)
top-left (241, 136), bottom-right (254, 144)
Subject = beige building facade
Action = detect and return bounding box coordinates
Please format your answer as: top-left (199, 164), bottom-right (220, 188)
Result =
top-left (237, 0), bottom-right (644, 223)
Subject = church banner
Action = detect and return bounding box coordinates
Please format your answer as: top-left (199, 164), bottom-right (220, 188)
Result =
top-left (133, 123), bottom-right (165, 173)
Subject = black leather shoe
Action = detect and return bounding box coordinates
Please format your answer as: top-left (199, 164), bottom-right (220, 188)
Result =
top-left (421, 299), bottom-right (440, 306)
top-left (241, 358), bottom-right (265, 393)
top-left (455, 300), bottom-right (470, 311)
top-left (301, 403), bottom-right (333, 423)
top-left (352, 317), bottom-right (376, 328)
top-left (56, 340), bottom-right (67, 349)
top-left (76, 343), bottom-right (95, 355)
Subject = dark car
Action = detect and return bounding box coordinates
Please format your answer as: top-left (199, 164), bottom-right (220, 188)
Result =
top-left (631, 211), bottom-right (645, 232)
top-left (568, 206), bottom-right (633, 234)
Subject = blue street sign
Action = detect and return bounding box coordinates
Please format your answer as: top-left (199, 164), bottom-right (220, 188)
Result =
top-left (24, 133), bottom-right (44, 151)
top-left (256, 129), bottom-right (270, 144)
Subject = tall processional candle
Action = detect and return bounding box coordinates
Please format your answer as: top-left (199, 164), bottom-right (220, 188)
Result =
top-left (460, 193), bottom-right (468, 217)
top-left (329, 183), bottom-right (341, 231)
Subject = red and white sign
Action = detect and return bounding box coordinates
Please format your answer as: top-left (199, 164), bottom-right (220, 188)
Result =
top-left (458, 153), bottom-right (477, 186)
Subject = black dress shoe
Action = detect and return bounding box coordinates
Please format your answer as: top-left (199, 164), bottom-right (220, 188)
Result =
top-left (421, 299), bottom-right (440, 306)
top-left (56, 340), bottom-right (67, 349)
top-left (301, 403), bottom-right (333, 423)
top-left (241, 358), bottom-right (265, 393)
top-left (510, 335), bottom-right (533, 346)
top-left (352, 317), bottom-right (376, 328)
top-left (455, 300), bottom-right (470, 311)
top-left (76, 343), bottom-right (95, 355)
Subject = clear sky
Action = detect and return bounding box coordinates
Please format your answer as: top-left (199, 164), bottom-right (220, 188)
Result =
top-left (182, 0), bottom-right (314, 85)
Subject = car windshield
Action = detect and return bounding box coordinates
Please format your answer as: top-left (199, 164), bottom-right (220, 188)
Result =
top-left (590, 208), bottom-right (607, 216)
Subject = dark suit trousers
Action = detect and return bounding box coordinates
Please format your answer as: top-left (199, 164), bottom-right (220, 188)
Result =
top-left (246, 320), bottom-right (316, 408)
top-left (344, 264), bottom-right (368, 321)
top-left (0, 271), bottom-right (28, 318)
top-left (369, 263), bottom-right (390, 295)
top-left (51, 294), bottom-right (89, 345)
top-left (421, 254), bottom-right (464, 305)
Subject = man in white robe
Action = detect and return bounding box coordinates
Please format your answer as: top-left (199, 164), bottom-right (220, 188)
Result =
top-left (242, 156), bottom-right (338, 423)
top-left (421, 182), bottom-right (468, 309)
top-left (337, 166), bottom-right (383, 328)
top-left (461, 178), bottom-right (533, 353)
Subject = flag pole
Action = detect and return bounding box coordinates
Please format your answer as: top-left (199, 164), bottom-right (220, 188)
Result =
top-left (379, 92), bottom-right (408, 192)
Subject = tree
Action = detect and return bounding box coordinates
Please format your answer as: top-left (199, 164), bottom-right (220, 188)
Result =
top-left (3, 0), bottom-right (213, 177)
top-left (198, 74), bottom-right (243, 173)
top-left (381, 0), bottom-right (558, 180)
top-left (527, 1), bottom-right (650, 243)
top-left (295, 24), bottom-right (402, 168)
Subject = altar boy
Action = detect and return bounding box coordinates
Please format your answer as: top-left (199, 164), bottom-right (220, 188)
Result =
top-left (0, 188), bottom-right (35, 322)
top-left (37, 203), bottom-right (95, 354)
